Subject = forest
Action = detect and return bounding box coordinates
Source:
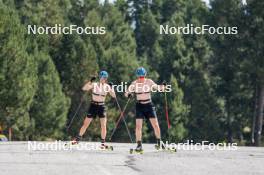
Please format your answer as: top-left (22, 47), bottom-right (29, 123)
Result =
top-left (0, 0), bottom-right (263, 146)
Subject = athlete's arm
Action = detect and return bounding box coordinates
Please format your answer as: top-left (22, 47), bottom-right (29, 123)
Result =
top-left (82, 81), bottom-right (93, 91)
top-left (125, 81), bottom-right (135, 97)
top-left (108, 84), bottom-right (116, 98)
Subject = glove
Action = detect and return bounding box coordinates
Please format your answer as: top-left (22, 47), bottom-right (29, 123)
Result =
top-left (128, 93), bottom-right (133, 98)
top-left (108, 82), bottom-right (113, 87)
top-left (90, 76), bottom-right (96, 82)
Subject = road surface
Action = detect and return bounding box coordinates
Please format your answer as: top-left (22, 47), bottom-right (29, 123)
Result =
top-left (0, 142), bottom-right (263, 175)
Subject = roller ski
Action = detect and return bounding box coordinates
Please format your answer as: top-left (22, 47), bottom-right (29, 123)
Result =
top-left (129, 147), bottom-right (143, 154)
top-left (65, 136), bottom-right (81, 146)
top-left (100, 144), bottom-right (114, 151)
top-left (100, 139), bottom-right (114, 151)
top-left (130, 141), bottom-right (144, 154)
top-left (155, 140), bottom-right (177, 152)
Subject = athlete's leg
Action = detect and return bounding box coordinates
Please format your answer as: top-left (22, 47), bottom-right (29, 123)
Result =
top-left (79, 117), bottom-right (93, 136)
top-left (149, 118), bottom-right (161, 139)
top-left (149, 117), bottom-right (165, 149)
top-left (100, 117), bottom-right (107, 140)
top-left (136, 119), bottom-right (143, 142)
top-left (135, 119), bottom-right (143, 150)
top-left (135, 103), bottom-right (144, 150)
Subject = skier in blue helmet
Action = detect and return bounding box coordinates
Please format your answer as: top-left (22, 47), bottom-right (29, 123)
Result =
top-left (125, 67), bottom-right (167, 153)
top-left (72, 70), bottom-right (116, 149)
top-left (136, 67), bottom-right (147, 77)
top-left (99, 70), bottom-right (108, 79)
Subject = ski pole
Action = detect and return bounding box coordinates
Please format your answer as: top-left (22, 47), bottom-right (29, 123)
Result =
top-left (66, 77), bottom-right (96, 131)
top-left (109, 97), bottom-right (131, 141)
top-left (66, 96), bottom-right (84, 131)
top-left (114, 97), bottom-right (134, 143)
top-left (164, 86), bottom-right (171, 129)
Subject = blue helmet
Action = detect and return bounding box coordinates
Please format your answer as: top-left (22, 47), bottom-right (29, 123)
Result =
top-left (99, 70), bottom-right (108, 79)
top-left (136, 67), bottom-right (147, 77)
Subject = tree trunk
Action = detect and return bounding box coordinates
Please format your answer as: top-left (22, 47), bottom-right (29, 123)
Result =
top-left (254, 84), bottom-right (264, 146)
top-left (251, 85), bottom-right (258, 144)
top-left (226, 98), bottom-right (233, 143)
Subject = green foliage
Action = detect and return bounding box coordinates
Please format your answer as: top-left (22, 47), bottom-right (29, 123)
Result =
top-left (0, 0), bottom-right (262, 145)
top-left (166, 76), bottom-right (189, 142)
top-left (210, 0), bottom-right (252, 143)
top-left (0, 4), bottom-right (37, 140)
top-left (243, 0), bottom-right (264, 145)
top-left (29, 52), bottom-right (70, 140)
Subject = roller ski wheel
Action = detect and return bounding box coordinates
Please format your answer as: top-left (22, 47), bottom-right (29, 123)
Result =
top-left (65, 136), bottom-right (82, 146)
top-left (64, 139), bottom-right (79, 146)
top-left (155, 145), bottom-right (176, 152)
top-left (100, 145), bottom-right (114, 151)
top-left (71, 140), bottom-right (79, 145)
top-left (129, 148), bottom-right (143, 154)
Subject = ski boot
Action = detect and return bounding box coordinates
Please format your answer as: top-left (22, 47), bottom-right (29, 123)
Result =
top-left (135, 144), bottom-right (143, 152)
top-left (155, 139), bottom-right (177, 152)
top-left (100, 139), bottom-right (113, 151)
top-left (155, 139), bottom-right (166, 150)
top-left (71, 135), bottom-right (81, 145)
top-left (130, 141), bottom-right (143, 154)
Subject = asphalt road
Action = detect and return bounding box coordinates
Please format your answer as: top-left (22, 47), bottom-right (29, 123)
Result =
top-left (0, 142), bottom-right (263, 175)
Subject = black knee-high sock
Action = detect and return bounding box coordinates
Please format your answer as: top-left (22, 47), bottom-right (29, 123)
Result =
top-left (101, 138), bottom-right (105, 145)
top-left (156, 138), bottom-right (161, 145)
top-left (75, 135), bottom-right (82, 141)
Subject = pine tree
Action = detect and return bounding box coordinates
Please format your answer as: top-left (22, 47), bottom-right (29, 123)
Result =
top-left (166, 75), bottom-right (189, 142)
top-left (245, 0), bottom-right (264, 146)
top-left (29, 52), bottom-right (70, 140)
top-left (0, 4), bottom-right (37, 140)
top-left (52, 34), bottom-right (98, 137)
top-left (181, 0), bottom-right (225, 142)
top-left (210, 0), bottom-right (248, 143)
top-left (93, 2), bottom-right (138, 141)
top-left (17, 0), bottom-right (70, 52)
